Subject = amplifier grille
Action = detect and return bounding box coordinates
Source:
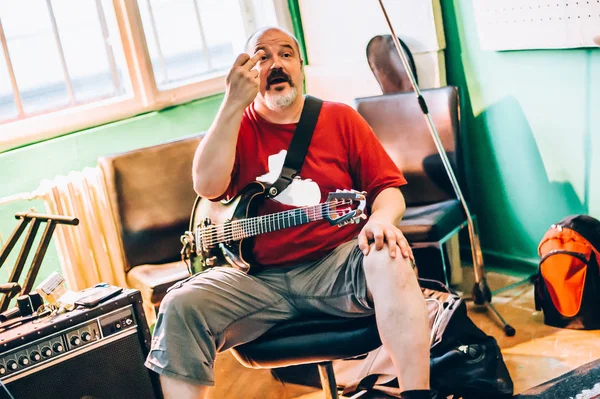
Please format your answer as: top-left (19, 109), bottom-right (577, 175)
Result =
top-left (5, 331), bottom-right (158, 399)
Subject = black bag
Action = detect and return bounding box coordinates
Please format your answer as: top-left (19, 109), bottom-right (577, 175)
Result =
top-left (534, 214), bottom-right (600, 329)
top-left (427, 281), bottom-right (514, 399)
top-left (272, 279), bottom-right (514, 399)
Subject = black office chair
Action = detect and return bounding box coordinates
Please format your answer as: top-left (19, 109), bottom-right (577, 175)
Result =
top-left (354, 86), bottom-right (471, 285)
top-left (232, 315), bottom-right (381, 399)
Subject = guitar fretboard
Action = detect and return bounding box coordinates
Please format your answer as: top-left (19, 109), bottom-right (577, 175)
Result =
top-left (200, 202), bottom-right (335, 248)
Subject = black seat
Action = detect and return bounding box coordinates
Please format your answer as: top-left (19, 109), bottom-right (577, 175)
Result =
top-left (401, 200), bottom-right (465, 243)
top-left (232, 315), bottom-right (381, 399)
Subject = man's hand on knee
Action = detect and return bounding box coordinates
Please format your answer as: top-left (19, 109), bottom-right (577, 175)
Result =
top-left (358, 219), bottom-right (414, 260)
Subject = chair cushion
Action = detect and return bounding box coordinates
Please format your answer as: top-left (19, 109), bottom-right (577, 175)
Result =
top-left (126, 261), bottom-right (190, 306)
top-left (232, 315), bottom-right (380, 369)
top-left (399, 199), bottom-right (464, 243)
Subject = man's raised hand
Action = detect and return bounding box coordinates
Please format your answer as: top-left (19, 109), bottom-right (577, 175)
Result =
top-left (224, 50), bottom-right (265, 110)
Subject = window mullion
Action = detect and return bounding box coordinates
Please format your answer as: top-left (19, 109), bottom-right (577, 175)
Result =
top-left (144, 0), bottom-right (168, 85)
top-left (237, 0), bottom-right (257, 38)
top-left (112, 0), bottom-right (158, 108)
top-left (46, 0), bottom-right (76, 105)
top-left (95, 0), bottom-right (122, 95)
top-left (0, 17), bottom-right (24, 117)
top-left (192, 0), bottom-right (213, 71)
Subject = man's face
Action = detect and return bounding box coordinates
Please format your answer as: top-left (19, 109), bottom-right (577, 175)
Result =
top-left (250, 29), bottom-right (303, 110)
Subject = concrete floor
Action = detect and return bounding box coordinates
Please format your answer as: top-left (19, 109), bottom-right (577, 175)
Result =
top-left (206, 267), bottom-right (600, 398)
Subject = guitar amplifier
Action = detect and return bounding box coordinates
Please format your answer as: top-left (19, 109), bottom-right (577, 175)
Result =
top-left (0, 289), bottom-right (162, 399)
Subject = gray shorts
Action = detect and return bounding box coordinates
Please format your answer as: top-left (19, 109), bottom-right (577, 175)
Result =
top-left (144, 238), bottom-right (372, 385)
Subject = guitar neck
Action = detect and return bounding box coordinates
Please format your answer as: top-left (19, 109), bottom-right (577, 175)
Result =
top-left (235, 203), bottom-right (326, 240)
top-left (205, 203), bottom-right (327, 245)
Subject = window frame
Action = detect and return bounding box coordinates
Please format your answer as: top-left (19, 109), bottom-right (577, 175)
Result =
top-left (0, 0), bottom-right (292, 153)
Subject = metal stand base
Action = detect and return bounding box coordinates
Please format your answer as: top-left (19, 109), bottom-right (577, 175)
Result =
top-left (472, 279), bottom-right (516, 337)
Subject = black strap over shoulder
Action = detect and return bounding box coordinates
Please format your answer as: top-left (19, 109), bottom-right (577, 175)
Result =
top-left (266, 95), bottom-right (323, 198)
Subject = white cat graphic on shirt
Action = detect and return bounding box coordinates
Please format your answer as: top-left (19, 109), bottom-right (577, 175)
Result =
top-left (256, 150), bottom-right (321, 206)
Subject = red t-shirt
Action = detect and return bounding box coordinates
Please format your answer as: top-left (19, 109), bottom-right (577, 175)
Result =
top-left (215, 99), bottom-right (406, 267)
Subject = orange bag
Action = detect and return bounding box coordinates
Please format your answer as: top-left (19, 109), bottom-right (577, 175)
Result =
top-left (535, 215), bottom-right (600, 329)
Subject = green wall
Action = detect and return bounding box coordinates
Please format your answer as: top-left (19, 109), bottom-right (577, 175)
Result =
top-left (441, 0), bottom-right (600, 269)
top-left (0, 94), bottom-right (223, 289)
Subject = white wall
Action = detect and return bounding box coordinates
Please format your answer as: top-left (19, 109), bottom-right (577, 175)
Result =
top-left (298, 0), bottom-right (446, 105)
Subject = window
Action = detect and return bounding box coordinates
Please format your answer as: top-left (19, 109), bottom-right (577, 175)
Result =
top-left (0, 0), bottom-right (129, 122)
top-left (0, 0), bottom-right (290, 152)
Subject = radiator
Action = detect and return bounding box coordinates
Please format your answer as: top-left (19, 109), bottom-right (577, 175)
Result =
top-left (36, 167), bottom-right (128, 292)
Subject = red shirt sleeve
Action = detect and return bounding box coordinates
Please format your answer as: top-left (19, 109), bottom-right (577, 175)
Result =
top-left (345, 106), bottom-right (407, 208)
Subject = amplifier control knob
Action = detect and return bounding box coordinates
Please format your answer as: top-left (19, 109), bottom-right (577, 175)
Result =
top-left (53, 343), bottom-right (64, 353)
top-left (41, 347), bottom-right (52, 357)
top-left (30, 351), bottom-right (41, 362)
top-left (0, 365), bottom-right (5, 375)
top-left (81, 332), bottom-right (92, 342)
top-left (6, 360), bottom-right (17, 371)
top-left (18, 356), bottom-right (29, 366)
top-left (70, 336), bottom-right (81, 346)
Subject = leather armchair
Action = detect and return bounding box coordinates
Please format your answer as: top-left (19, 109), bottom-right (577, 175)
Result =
top-left (355, 86), bottom-right (470, 284)
top-left (98, 134), bottom-right (202, 310)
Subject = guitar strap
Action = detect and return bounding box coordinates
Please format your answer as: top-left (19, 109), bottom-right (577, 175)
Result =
top-left (265, 95), bottom-right (323, 198)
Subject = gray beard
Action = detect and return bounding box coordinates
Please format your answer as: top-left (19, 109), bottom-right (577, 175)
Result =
top-left (264, 86), bottom-right (298, 110)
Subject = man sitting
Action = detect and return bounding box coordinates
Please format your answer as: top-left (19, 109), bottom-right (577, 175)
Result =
top-left (145, 27), bottom-right (431, 399)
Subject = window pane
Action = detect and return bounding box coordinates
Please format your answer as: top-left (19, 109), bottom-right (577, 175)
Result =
top-left (51, 0), bottom-right (128, 104)
top-left (198, 0), bottom-right (241, 71)
top-left (0, 0), bottom-right (129, 120)
top-left (0, 45), bottom-right (17, 121)
top-left (138, 0), bottom-right (255, 90)
top-left (0, 0), bottom-right (69, 115)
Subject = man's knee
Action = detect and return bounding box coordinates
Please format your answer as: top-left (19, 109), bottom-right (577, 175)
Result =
top-left (159, 282), bottom-right (212, 326)
top-left (363, 244), bottom-right (417, 287)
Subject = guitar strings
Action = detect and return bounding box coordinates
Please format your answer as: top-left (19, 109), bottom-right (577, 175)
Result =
top-left (201, 201), bottom-right (336, 247)
top-left (200, 199), bottom-right (353, 248)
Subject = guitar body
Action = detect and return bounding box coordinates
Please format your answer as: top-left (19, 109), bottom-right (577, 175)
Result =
top-left (188, 181), bottom-right (266, 275)
top-left (182, 181), bottom-right (366, 276)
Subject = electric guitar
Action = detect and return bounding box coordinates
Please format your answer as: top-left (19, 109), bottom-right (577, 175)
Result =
top-left (181, 181), bottom-right (367, 275)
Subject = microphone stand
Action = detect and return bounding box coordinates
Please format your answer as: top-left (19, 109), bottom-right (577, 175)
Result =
top-left (375, 0), bottom-right (515, 336)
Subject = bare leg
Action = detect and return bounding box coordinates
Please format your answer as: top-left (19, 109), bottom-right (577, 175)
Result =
top-left (160, 375), bottom-right (210, 399)
top-left (363, 243), bottom-right (430, 391)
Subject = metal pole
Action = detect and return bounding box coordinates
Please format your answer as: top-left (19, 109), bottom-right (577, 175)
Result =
top-left (375, 0), bottom-right (486, 288)
top-left (375, 0), bottom-right (517, 337)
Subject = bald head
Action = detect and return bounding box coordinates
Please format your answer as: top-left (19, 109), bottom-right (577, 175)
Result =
top-left (245, 27), bottom-right (303, 63)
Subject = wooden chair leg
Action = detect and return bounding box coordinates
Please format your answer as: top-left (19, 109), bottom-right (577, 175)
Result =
top-left (317, 361), bottom-right (339, 399)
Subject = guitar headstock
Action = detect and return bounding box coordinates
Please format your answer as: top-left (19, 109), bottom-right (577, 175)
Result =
top-left (325, 190), bottom-right (367, 227)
